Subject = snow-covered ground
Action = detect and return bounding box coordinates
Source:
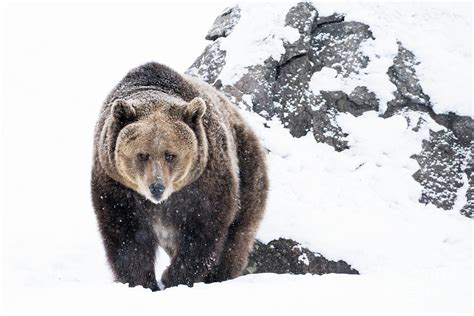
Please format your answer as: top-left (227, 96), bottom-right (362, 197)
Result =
top-left (1, 1), bottom-right (472, 315)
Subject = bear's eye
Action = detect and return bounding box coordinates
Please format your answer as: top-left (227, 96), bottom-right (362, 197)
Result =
top-left (164, 152), bottom-right (176, 163)
top-left (137, 153), bottom-right (150, 162)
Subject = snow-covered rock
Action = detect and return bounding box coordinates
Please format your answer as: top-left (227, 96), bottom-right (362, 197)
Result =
top-left (188, 2), bottom-right (473, 217)
top-left (246, 238), bottom-right (358, 276)
top-left (205, 6), bottom-right (241, 41)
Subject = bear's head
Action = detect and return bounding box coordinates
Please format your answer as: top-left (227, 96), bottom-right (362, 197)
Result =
top-left (107, 96), bottom-right (208, 204)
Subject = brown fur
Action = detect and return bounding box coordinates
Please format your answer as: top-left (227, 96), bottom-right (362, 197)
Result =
top-left (91, 62), bottom-right (268, 290)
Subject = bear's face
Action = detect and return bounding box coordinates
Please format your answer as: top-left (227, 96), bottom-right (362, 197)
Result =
top-left (112, 97), bottom-right (207, 204)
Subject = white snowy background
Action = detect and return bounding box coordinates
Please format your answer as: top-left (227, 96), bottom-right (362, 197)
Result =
top-left (1, 0), bottom-right (472, 315)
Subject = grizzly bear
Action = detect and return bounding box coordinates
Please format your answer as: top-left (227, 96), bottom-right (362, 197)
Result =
top-left (91, 62), bottom-right (268, 291)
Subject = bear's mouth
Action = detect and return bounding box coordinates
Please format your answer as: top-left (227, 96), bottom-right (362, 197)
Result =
top-left (147, 195), bottom-right (161, 205)
top-left (137, 181), bottom-right (173, 205)
top-left (142, 188), bottom-right (172, 205)
top-left (136, 183), bottom-right (159, 205)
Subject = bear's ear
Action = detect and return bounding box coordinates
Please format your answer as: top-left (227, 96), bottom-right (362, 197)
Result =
top-left (183, 97), bottom-right (206, 125)
top-left (112, 99), bottom-right (136, 124)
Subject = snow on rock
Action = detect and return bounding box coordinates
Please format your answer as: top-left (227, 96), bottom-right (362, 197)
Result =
top-left (188, 1), bottom-right (473, 217)
top-left (204, 6), bottom-right (241, 41)
top-left (188, 40), bottom-right (226, 84)
top-left (315, 1), bottom-right (472, 117)
top-left (412, 129), bottom-right (472, 215)
top-left (214, 3), bottom-right (300, 85)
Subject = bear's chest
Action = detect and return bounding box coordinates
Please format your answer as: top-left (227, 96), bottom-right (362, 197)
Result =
top-left (152, 216), bottom-right (176, 258)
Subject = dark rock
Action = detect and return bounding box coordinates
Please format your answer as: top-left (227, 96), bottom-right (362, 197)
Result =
top-left (229, 60), bottom-right (280, 117)
top-left (451, 116), bottom-right (474, 146)
top-left (277, 3), bottom-right (377, 141)
top-left (349, 86), bottom-right (380, 112)
top-left (310, 21), bottom-right (373, 76)
top-left (461, 154), bottom-right (473, 218)
top-left (386, 42), bottom-right (431, 117)
top-left (310, 88), bottom-right (378, 151)
top-left (314, 13), bottom-right (345, 28)
top-left (434, 113), bottom-right (474, 147)
top-left (205, 6), bottom-right (241, 41)
top-left (274, 54), bottom-right (315, 137)
top-left (385, 43), bottom-right (473, 215)
top-left (411, 130), bottom-right (470, 211)
top-left (245, 238), bottom-right (359, 275)
top-left (281, 2), bottom-right (317, 64)
top-left (285, 2), bottom-right (318, 34)
top-left (271, 3), bottom-right (317, 138)
top-left (385, 42), bottom-right (432, 125)
top-left (305, 16), bottom-right (377, 149)
top-left (385, 42), bottom-right (474, 146)
top-left (187, 40), bottom-right (226, 84)
top-left (322, 87), bottom-right (379, 117)
top-left (311, 102), bottom-right (349, 152)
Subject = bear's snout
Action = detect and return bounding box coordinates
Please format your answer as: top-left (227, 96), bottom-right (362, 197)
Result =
top-left (149, 182), bottom-right (165, 200)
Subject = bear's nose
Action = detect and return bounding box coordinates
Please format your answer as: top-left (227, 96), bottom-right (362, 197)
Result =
top-left (149, 182), bottom-right (165, 200)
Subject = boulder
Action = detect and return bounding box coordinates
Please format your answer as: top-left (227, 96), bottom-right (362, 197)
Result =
top-left (245, 238), bottom-right (359, 276)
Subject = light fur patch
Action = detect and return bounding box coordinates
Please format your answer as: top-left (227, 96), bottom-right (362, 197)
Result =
top-left (153, 219), bottom-right (175, 257)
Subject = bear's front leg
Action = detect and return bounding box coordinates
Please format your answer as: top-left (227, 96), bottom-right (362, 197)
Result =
top-left (161, 223), bottom-right (226, 288)
top-left (92, 181), bottom-right (160, 291)
top-left (106, 223), bottom-right (160, 291)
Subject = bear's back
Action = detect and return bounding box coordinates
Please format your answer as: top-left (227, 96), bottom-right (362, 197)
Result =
top-left (107, 62), bottom-right (199, 103)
